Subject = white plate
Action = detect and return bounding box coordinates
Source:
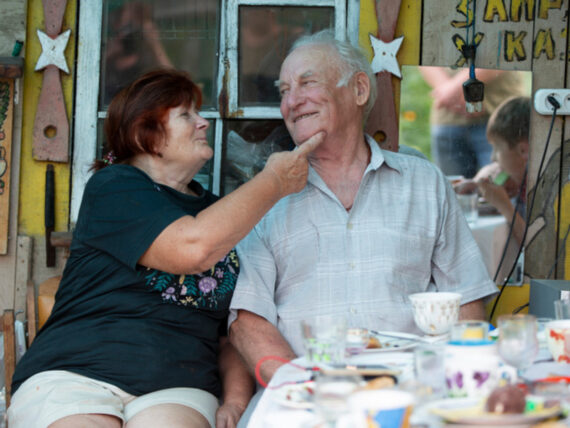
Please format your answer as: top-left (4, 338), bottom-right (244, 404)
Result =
top-left (272, 381), bottom-right (315, 409)
top-left (364, 331), bottom-right (421, 353)
top-left (426, 397), bottom-right (561, 426)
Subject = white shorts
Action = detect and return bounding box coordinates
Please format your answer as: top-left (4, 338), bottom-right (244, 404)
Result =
top-left (7, 370), bottom-right (219, 428)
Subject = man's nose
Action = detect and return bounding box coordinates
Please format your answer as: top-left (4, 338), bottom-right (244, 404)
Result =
top-left (285, 86), bottom-right (304, 109)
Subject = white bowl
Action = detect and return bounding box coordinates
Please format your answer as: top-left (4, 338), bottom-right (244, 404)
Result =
top-left (409, 292), bottom-right (461, 335)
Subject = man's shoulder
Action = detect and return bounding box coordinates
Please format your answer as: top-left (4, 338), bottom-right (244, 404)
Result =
top-left (381, 148), bottom-right (441, 176)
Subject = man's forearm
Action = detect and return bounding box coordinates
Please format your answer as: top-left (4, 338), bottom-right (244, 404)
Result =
top-left (230, 310), bottom-right (297, 385)
top-left (459, 299), bottom-right (486, 320)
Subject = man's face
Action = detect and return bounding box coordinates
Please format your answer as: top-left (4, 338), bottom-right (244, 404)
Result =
top-left (278, 46), bottom-right (355, 145)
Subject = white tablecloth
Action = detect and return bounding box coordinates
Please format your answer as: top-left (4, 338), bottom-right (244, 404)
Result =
top-left (469, 215), bottom-right (519, 282)
top-left (247, 351), bottom-right (414, 428)
top-left (248, 344), bottom-right (570, 428)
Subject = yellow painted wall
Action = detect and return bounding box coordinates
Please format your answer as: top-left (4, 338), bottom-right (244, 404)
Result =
top-left (557, 183), bottom-right (570, 279)
top-left (19, 0), bottom-right (76, 235)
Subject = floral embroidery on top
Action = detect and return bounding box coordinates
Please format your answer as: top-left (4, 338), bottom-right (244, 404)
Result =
top-left (144, 249), bottom-right (239, 309)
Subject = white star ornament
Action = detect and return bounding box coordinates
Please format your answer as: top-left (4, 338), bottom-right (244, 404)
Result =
top-left (369, 34), bottom-right (404, 78)
top-left (35, 29), bottom-right (71, 73)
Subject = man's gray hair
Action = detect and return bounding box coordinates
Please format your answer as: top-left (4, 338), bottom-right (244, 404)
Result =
top-left (290, 29), bottom-right (377, 122)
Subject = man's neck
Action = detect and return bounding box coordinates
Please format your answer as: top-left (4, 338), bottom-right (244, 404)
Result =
top-left (310, 132), bottom-right (370, 211)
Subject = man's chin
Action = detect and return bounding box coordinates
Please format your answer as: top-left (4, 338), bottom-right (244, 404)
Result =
top-left (293, 129), bottom-right (323, 145)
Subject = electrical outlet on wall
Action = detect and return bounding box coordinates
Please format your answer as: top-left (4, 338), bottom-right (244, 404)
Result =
top-left (534, 89), bottom-right (570, 115)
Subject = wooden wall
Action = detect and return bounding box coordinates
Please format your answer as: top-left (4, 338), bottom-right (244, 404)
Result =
top-left (418, 0), bottom-right (570, 284)
top-left (363, 0), bottom-right (570, 317)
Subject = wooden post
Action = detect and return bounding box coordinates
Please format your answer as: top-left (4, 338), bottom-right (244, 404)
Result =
top-left (3, 309), bottom-right (15, 407)
top-left (0, 79), bottom-right (14, 254)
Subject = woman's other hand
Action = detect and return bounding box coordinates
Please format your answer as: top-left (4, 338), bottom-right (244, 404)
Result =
top-left (263, 131), bottom-right (325, 197)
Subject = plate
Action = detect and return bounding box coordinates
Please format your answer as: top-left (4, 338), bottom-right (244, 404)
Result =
top-left (272, 381), bottom-right (315, 409)
top-left (364, 331), bottom-right (420, 353)
top-left (427, 397), bottom-right (561, 426)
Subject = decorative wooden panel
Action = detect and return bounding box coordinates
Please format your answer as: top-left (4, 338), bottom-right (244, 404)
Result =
top-left (422, 0), bottom-right (536, 70)
top-left (525, 0), bottom-right (568, 281)
top-left (0, 79), bottom-right (14, 254)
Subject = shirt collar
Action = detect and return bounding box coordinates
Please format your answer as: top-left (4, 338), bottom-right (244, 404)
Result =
top-left (307, 134), bottom-right (404, 186)
top-left (364, 134), bottom-right (403, 175)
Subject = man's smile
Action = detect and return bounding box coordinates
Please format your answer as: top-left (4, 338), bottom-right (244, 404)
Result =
top-left (293, 112), bottom-right (318, 123)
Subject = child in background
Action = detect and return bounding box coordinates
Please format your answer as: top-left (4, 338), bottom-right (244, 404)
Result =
top-left (455, 96), bottom-right (530, 245)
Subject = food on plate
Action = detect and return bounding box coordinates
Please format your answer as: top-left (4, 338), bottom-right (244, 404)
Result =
top-left (285, 382), bottom-right (314, 404)
top-left (364, 375), bottom-right (396, 390)
top-left (485, 384), bottom-right (526, 414)
top-left (367, 336), bottom-right (382, 349)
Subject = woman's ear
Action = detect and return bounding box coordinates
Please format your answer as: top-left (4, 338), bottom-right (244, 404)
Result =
top-left (353, 71), bottom-right (371, 107)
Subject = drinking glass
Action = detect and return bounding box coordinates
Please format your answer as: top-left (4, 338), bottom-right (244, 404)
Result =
top-left (301, 315), bottom-right (347, 365)
top-left (414, 343), bottom-right (446, 399)
top-left (497, 314), bottom-right (539, 381)
top-left (313, 371), bottom-right (362, 427)
top-left (456, 192), bottom-right (478, 225)
top-left (554, 299), bottom-right (570, 319)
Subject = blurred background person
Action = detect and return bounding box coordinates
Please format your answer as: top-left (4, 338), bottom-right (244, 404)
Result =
top-left (420, 67), bottom-right (526, 178)
top-left (455, 96), bottom-right (530, 245)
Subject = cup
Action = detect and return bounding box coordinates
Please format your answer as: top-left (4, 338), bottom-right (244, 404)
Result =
top-left (408, 292), bottom-right (461, 335)
top-left (545, 320), bottom-right (570, 363)
top-left (450, 320), bottom-right (490, 342)
top-left (414, 343), bottom-right (446, 398)
top-left (555, 300), bottom-right (570, 319)
top-left (456, 192), bottom-right (479, 225)
top-left (344, 390), bottom-right (414, 428)
top-left (445, 341), bottom-right (515, 398)
top-left (345, 328), bottom-right (370, 356)
top-left (301, 315), bottom-right (347, 365)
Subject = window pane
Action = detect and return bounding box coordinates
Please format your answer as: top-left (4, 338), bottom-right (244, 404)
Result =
top-left (222, 120), bottom-right (293, 194)
top-left (239, 6), bottom-right (334, 106)
top-left (100, 0), bottom-right (219, 109)
top-left (96, 117), bottom-right (214, 191)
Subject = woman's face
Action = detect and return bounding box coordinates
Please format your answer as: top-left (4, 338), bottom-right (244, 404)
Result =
top-left (160, 104), bottom-right (212, 166)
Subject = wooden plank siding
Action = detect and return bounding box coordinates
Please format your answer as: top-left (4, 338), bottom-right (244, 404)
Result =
top-left (416, 0), bottom-right (569, 284)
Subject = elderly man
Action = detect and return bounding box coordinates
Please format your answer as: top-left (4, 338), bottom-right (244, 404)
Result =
top-left (229, 30), bottom-right (497, 385)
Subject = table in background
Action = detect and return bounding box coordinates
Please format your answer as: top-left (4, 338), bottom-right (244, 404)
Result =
top-left (469, 215), bottom-right (520, 283)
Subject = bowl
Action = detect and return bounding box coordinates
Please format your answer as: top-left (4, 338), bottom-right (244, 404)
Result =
top-left (546, 320), bottom-right (570, 363)
top-left (409, 292), bottom-right (461, 335)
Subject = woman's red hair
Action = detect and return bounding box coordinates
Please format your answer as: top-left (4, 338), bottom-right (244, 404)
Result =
top-left (93, 69), bottom-right (202, 170)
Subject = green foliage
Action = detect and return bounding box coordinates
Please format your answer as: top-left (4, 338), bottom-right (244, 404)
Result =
top-left (398, 66), bottom-right (433, 160)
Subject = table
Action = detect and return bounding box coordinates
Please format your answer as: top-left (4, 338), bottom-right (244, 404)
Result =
top-left (249, 342), bottom-right (570, 428)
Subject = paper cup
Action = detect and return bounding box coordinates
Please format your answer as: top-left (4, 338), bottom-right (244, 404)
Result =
top-left (344, 390), bottom-right (414, 428)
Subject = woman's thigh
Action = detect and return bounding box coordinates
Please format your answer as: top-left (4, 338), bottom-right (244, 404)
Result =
top-left (126, 403), bottom-right (210, 428)
top-left (49, 414), bottom-right (122, 428)
top-left (124, 387), bottom-right (218, 428)
top-left (8, 371), bottom-right (126, 428)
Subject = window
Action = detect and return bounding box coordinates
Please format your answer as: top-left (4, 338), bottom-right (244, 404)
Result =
top-left (73, 0), bottom-right (358, 223)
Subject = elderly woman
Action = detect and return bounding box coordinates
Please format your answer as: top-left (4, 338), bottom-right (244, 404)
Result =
top-left (8, 69), bottom-right (322, 428)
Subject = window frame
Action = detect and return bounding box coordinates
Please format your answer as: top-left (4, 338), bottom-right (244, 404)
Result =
top-left (71, 0), bottom-right (359, 224)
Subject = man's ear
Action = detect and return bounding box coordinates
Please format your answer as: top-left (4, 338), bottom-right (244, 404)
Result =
top-left (353, 71), bottom-right (371, 107)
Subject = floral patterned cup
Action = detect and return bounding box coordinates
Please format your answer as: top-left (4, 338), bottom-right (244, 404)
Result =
top-left (445, 341), bottom-right (515, 398)
top-left (409, 292), bottom-right (461, 335)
